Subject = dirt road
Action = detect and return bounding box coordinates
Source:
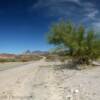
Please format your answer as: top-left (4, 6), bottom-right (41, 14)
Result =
top-left (0, 59), bottom-right (100, 100)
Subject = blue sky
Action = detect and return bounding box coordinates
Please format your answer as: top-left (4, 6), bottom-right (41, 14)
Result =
top-left (0, 0), bottom-right (100, 54)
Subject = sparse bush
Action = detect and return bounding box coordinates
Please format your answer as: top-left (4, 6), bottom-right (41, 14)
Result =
top-left (46, 54), bottom-right (60, 61)
top-left (17, 55), bottom-right (42, 62)
top-left (47, 20), bottom-right (100, 65)
top-left (0, 58), bottom-right (17, 63)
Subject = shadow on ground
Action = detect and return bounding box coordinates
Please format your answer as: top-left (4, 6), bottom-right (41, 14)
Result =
top-left (53, 60), bottom-right (85, 71)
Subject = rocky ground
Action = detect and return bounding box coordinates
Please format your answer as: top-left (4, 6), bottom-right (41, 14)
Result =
top-left (0, 59), bottom-right (100, 100)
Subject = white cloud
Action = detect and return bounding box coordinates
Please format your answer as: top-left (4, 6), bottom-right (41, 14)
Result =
top-left (33, 0), bottom-right (80, 7)
top-left (80, 1), bottom-right (99, 24)
top-left (33, 0), bottom-right (99, 24)
top-left (83, 2), bottom-right (99, 20)
top-left (86, 10), bottom-right (99, 20)
top-left (32, 0), bottom-right (81, 17)
top-left (83, 2), bottom-right (95, 8)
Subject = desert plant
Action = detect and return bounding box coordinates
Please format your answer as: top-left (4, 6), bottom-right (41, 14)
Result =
top-left (17, 55), bottom-right (42, 62)
top-left (47, 20), bottom-right (100, 65)
top-left (0, 58), bottom-right (17, 63)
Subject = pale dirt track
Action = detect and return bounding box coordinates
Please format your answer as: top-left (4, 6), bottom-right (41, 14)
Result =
top-left (0, 58), bottom-right (100, 100)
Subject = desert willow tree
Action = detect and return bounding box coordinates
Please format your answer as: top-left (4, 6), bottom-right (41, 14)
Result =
top-left (47, 20), bottom-right (100, 65)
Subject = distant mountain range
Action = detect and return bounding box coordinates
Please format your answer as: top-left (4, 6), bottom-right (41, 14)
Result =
top-left (23, 50), bottom-right (49, 55)
top-left (0, 53), bottom-right (16, 59)
top-left (0, 51), bottom-right (49, 59)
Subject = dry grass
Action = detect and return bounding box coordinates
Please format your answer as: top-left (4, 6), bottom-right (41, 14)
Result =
top-left (0, 62), bottom-right (28, 71)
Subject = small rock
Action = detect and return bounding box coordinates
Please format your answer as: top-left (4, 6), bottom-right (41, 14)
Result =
top-left (74, 89), bottom-right (79, 94)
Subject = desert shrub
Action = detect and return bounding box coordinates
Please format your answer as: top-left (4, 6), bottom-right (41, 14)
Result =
top-left (46, 55), bottom-right (60, 61)
top-left (18, 55), bottom-right (32, 62)
top-left (32, 56), bottom-right (42, 61)
top-left (0, 58), bottom-right (17, 63)
top-left (0, 59), bottom-right (7, 62)
top-left (60, 56), bottom-right (71, 62)
top-left (17, 55), bottom-right (42, 62)
top-left (47, 20), bottom-right (100, 65)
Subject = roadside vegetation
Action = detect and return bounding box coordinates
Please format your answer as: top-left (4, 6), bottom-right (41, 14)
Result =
top-left (47, 20), bottom-right (100, 67)
top-left (16, 55), bottom-right (42, 62)
top-left (0, 55), bottom-right (42, 63)
top-left (0, 58), bottom-right (17, 63)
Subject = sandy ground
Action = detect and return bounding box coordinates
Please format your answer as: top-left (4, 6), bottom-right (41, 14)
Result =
top-left (0, 59), bottom-right (100, 100)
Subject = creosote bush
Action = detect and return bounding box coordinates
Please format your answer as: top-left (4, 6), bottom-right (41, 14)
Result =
top-left (47, 20), bottom-right (100, 65)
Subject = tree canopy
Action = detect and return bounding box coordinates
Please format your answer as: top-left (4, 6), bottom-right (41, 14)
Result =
top-left (47, 20), bottom-right (100, 64)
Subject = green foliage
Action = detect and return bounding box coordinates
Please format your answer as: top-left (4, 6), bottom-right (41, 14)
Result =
top-left (47, 20), bottom-right (100, 64)
top-left (46, 54), bottom-right (60, 61)
top-left (0, 58), bottom-right (17, 63)
top-left (0, 55), bottom-right (42, 63)
top-left (17, 55), bottom-right (42, 62)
